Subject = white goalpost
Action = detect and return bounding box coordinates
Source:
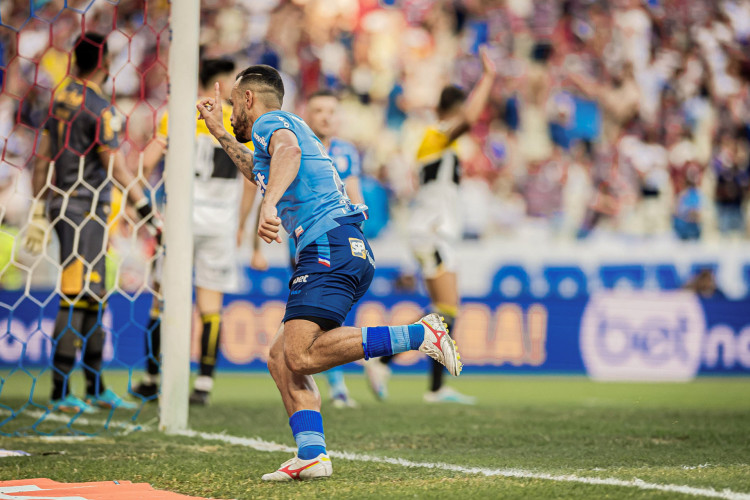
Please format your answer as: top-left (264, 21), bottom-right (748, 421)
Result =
top-left (159, 0), bottom-right (200, 433)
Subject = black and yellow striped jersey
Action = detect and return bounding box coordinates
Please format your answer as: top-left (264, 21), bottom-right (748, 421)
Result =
top-left (416, 124), bottom-right (460, 186)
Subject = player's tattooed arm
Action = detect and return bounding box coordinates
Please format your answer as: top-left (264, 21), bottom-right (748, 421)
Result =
top-left (197, 82), bottom-right (256, 185)
top-left (216, 131), bottom-right (256, 183)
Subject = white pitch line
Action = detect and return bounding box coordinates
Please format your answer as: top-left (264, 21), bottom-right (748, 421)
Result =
top-left (176, 429), bottom-right (750, 500)
top-left (5, 411), bottom-right (750, 499)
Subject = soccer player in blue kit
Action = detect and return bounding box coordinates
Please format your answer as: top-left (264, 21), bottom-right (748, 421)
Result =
top-left (197, 65), bottom-right (463, 481)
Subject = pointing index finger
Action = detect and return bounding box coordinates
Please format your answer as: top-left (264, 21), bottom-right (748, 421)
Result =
top-left (215, 81), bottom-right (221, 105)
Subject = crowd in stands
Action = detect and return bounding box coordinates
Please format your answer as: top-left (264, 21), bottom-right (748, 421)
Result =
top-left (1, 0), bottom-right (750, 253)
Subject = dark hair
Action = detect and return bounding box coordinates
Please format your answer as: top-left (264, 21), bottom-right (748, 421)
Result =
top-left (199, 58), bottom-right (236, 87)
top-left (236, 64), bottom-right (284, 107)
top-left (74, 32), bottom-right (108, 75)
top-left (437, 85), bottom-right (466, 115)
top-left (307, 89), bottom-right (338, 101)
top-left (531, 41), bottom-right (553, 62)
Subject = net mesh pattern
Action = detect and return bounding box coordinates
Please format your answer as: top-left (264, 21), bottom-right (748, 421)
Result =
top-left (0, 0), bottom-right (169, 436)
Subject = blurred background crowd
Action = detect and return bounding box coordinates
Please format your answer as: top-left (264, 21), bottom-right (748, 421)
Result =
top-left (2, 0), bottom-right (750, 290)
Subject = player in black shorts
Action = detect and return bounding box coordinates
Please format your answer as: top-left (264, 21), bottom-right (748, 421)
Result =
top-left (24, 33), bottom-right (160, 413)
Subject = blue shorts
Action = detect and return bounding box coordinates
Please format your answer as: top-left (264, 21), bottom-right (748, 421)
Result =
top-left (283, 223), bottom-right (375, 326)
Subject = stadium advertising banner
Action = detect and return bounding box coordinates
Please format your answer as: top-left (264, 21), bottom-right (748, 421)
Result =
top-left (2, 266), bottom-right (749, 380)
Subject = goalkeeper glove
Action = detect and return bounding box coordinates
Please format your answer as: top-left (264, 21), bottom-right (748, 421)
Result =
top-left (22, 200), bottom-right (51, 255)
top-left (134, 198), bottom-right (163, 244)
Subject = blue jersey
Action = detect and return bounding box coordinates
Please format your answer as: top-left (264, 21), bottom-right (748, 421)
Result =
top-left (252, 110), bottom-right (367, 257)
top-left (329, 137), bottom-right (361, 180)
top-left (287, 137), bottom-right (362, 262)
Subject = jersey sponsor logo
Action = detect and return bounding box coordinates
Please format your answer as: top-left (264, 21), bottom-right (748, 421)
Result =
top-left (349, 238), bottom-right (367, 259)
top-left (292, 275), bottom-right (309, 285)
top-left (254, 132), bottom-right (267, 148)
top-left (255, 172), bottom-right (267, 195)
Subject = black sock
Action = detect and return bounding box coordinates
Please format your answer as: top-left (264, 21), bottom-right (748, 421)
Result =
top-left (82, 305), bottom-right (105, 397)
top-left (51, 302), bottom-right (86, 400)
top-left (146, 315), bottom-right (161, 378)
top-left (199, 312), bottom-right (221, 378)
top-left (52, 353), bottom-right (76, 401)
top-left (430, 358), bottom-right (444, 392)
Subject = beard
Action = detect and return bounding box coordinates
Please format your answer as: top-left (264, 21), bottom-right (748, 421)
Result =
top-left (233, 109), bottom-right (251, 143)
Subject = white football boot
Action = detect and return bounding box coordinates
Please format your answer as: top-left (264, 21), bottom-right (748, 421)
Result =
top-left (261, 453), bottom-right (332, 481)
top-left (417, 313), bottom-right (463, 376)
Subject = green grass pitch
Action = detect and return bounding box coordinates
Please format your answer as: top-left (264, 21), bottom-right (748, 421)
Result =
top-left (1, 372), bottom-right (749, 499)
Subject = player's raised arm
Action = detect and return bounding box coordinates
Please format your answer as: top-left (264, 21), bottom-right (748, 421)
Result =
top-left (197, 82), bottom-right (255, 183)
top-left (257, 128), bottom-right (301, 244)
top-left (444, 46), bottom-right (497, 144)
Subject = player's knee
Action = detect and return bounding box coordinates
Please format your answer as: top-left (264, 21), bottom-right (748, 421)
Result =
top-left (267, 345), bottom-right (285, 378)
top-left (282, 323), bottom-right (323, 375)
top-left (283, 346), bottom-right (315, 375)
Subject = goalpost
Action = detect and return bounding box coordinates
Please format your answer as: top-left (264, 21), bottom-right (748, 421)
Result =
top-left (160, 0), bottom-right (200, 434)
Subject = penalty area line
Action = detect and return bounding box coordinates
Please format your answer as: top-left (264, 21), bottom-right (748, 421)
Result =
top-left (177, 429), bottom-right (750, 500)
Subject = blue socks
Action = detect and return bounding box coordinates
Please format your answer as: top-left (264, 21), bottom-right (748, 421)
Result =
top-left (289, 410), bottom-right (326, 459)
top-left (361, 324), bottom-right (424, 360)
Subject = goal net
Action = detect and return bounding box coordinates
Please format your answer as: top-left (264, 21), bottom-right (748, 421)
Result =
top-left (0, 0), bottom-right (170, 436)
